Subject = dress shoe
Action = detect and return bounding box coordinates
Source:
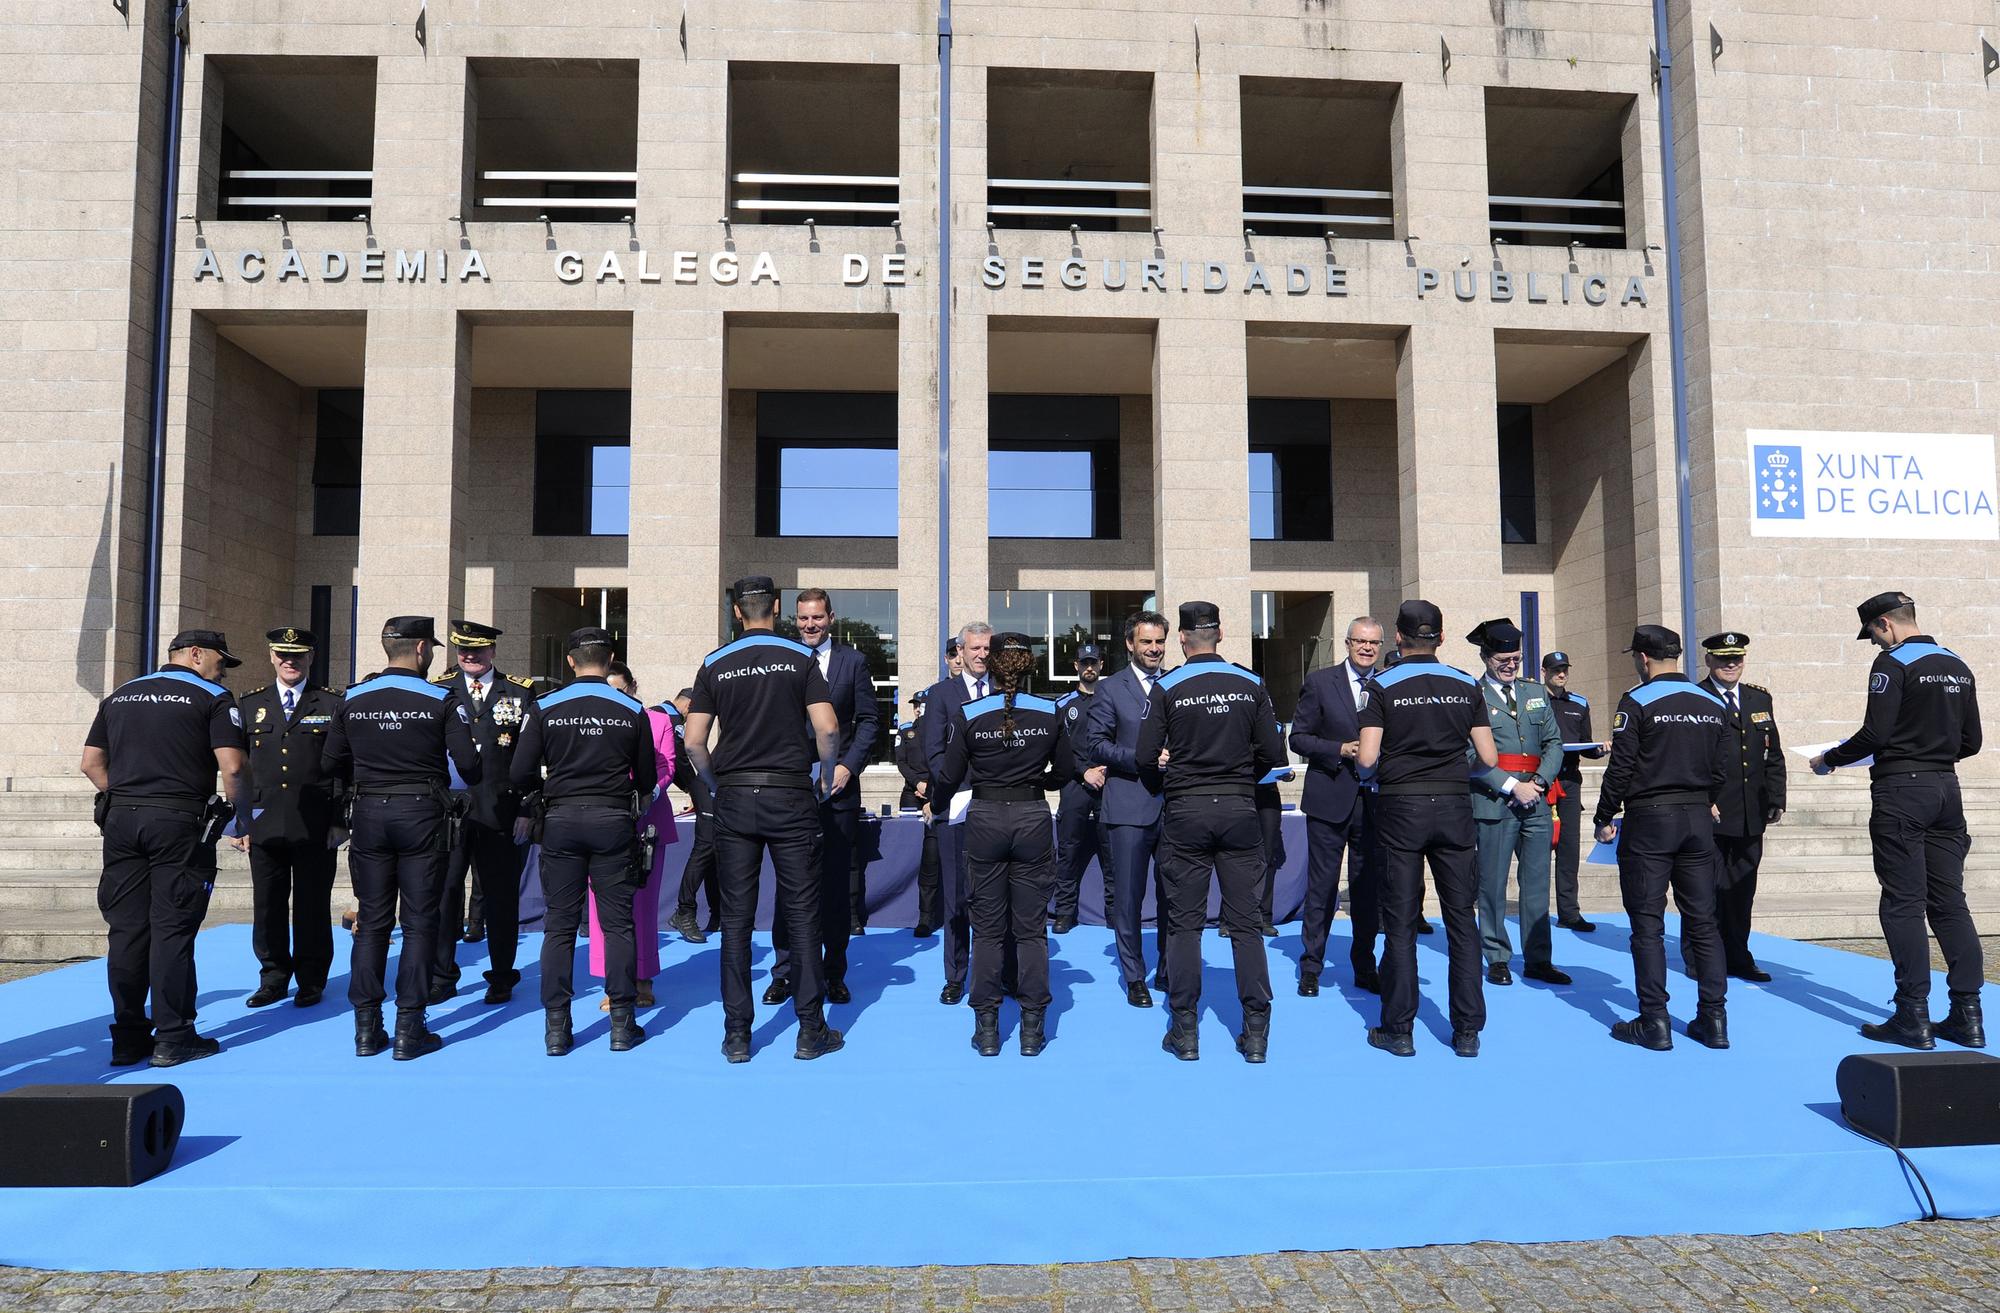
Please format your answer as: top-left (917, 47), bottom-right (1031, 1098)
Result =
top-left (354, 1006), bottom-right (389, 1057)
top-left (1297, 972), bottom-right (1320, 998)
top-left (1559, 917), bottom-right (1597, 933)
top-left (939, 982), bottom-right (965, 1005)
top-left (972, 1009), bottom-right (1002, 1057)
top-left (1367, 1028), bottom-right (1415, 1058)
top-left (721, 1029), bottom-right (752, 1063)
top-left (1019, 1009), bottom-right (1047, 1056)
top-left (110, 1040), bottom-right (151, 1068)
top-left (761, 977), bottom-right (794, 1006)
top-left (1052, 915), bottom-right (1077, 934)
top-left (828, 980), bottom-right (852, 1006)
top-left (392, 1011), bottom-right (443, 1061)
top-left (545, 1008), bottom-right (574, 1057)
top-left (1236, 1011), bottom-right (1270, 1064)
top-left (609, 1005), bottom-right (645, 1051)
top-left (794, 1024), bottom-right (846, 1060)
top-left (1259, 919), bottom-right (1279, 938)
top-left (669, 908), bottom-right (707, 944)
top-left (1161, 1011), bottom-right (1199, 1061)
top-left (246, 984), bottom-right (287, 1009)
top-left (913, 921), bottom-right (936, 938)
top-left (149, 1035), bottom-right (221, 1068)
top-left (462, 920), bottom-right (484, 944)
top-left (1452, 1030), bottom-right (1480, 1058)
top-left (1936, 997), bottom-right (1987, 1049)
top-left (426, 979), bottom-right (456, 1006)
top-left (1611, 1013), bottom-right (1674, 1051)
top-left (1486, 963), bottom-right (1513, 986)
top-left (636, 979), bottom-right (655, 1008)
top-left (1415, 919), bottom-right (1434, 935)
top-left (1729, 963), bottom-right (1773, 983)
top-left (1523, 963), bottom-right (1571, 986)
top-left (1125, 982), bottom-right (1154, 1009)
top-left (482, 979), bottom-right (513, 1005)
top-left (1688, 1007), bottom-right (1730, 1050)
top-left (1353, 965), bottom-right (1383, 994)
top-left (1862, 1002), bottom-right (1936, 1050)
top-left (294, 986), bottom-right (323, 1009)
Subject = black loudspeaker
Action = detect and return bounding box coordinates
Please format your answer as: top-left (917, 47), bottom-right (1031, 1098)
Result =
top-left (0, 1084), bottom-right (184, 1187)
top-left (1837, 1052), bottom-right (2000, 1149)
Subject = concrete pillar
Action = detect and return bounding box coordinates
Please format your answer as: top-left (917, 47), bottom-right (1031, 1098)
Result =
top-left (1394, 321), bottom-right (1502, 656)
top-left (1152, 317), bottom-right (1251, 644)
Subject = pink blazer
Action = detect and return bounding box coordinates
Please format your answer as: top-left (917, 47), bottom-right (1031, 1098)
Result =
top-left (640, 708), bottom-right (680, 843)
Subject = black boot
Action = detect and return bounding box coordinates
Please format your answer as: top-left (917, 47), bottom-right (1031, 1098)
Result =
top-left (353, 1005), bottom-right (389, 1057)
top-left (1936, 996), bottom-right (1986, 1049)
top-left (1019, 1009), bottom-right (1047, 1056)
top-left (1688, 1006), bottom-right (1730, 1050)
top-left (1861, 1001), bottom-right (1935, 1050)
top-left (1235, 1009), bottom-right (1269, 1064)
top-left (1161, 1009), bottom-right (1199, 1061)
top-left (545, 1007), bottom-right (573, 1057)
top-left (609, 1005), bottom-right (645, 1051)
top-left (972, 1008), bottom-right (1001, 1057)
top-left (669, 907), bottom-right (707, 944)
top-left (794, 1020), bottom-right (846, 1060)
top-left (1611, 1012), bottom-right (1673, 1051)
top-left (393, 1010), bottom-right (443, 1061)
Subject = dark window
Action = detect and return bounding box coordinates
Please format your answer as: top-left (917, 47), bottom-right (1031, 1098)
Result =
top-left (533, 390), bottom-right (631, 536)
top-left (1497, 404), bottom-right (1536, 544)
top-left (1247, 398), bottom-right (1333, 542)
top-left (311, 388), bottom-right (364, 536)
top-left (754, 392), bottom-right (898, 538)
top-left (988, 395), bottom-right (1120, 539)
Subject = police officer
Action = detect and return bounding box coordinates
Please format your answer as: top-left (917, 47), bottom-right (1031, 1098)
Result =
top-left (1050, 644), bottom-right (1115, 934)
top-left (321, 616), bottom-right (482, 1061)
top-left (431, 620), bottom-right (536, 1005)
top-left (1357, 601), bottom-right (1498, 1059)
top-left (1136, 602), bottom-right (1290, 1063)
top-left (667, 683), bottom-right (722, 945)
top-left (509, 628), bottom-right (657, 1056)
top-left (1593, 625), bottom-right (1730, 1051)
top-left (934, 632), bottom-right (1063, 1057)
top-left (1542, 651), bottom-right (1606, 932)
top-left (82, 629), bottom-right (252, 1068)
top-left (1465, 619), bottom-right (1570, 987)
top-left (1812, 592), bottom-right (1984, 1050)
top-left (682, 576), bottom-right (844, 1063)
top-left (1699, 632), bottom-right (1785, 982)
top-left (894, 690), bottom-right (943, 935)
top-left (239, 627), bottom-right (343, 1009)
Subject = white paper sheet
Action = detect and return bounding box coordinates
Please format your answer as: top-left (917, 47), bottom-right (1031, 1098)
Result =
top-left (1792, 739), bottom-right (1871, 769)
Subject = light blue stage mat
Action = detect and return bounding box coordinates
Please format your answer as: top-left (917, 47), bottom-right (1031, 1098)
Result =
top-left (0, 919), bottom-right (1994, 1270)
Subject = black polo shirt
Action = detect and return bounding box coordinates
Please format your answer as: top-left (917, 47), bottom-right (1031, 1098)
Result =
top-left (936, 692), bottom-right (1061, 795)
top-left (1593, 673), bottom-right (1728, 826)
top-left (688, 632), bottom-right (833, 778)
top-left (1135, 653), bottom-right (1287, 796)
top-left (510, 675), bottom-right (658, 804)
top-left (321, 670), bottom-right (482, 793)
top-left (1357, 655), bottom-right (1483, 794)
top-left (85, 667), bottom-right (245, 801)
top-left (1823, 637), bottom-right (1982, 778)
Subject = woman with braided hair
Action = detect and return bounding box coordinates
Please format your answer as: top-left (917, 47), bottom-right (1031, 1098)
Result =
top-left (935, 632), bottom-right (1064, 1056)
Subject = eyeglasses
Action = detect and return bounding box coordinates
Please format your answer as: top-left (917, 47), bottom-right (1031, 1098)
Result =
top-left (1345, 638), bottom-right (1382, 647)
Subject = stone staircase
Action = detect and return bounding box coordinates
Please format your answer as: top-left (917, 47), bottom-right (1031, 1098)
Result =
top-left (3, 768), bottom-right (1996, 961)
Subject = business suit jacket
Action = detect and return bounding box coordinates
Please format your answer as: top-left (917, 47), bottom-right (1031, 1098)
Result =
top-left (922, 673), bottom-right (974, 787)
top-left (240, 681), bottom-right (343, 845)
top-left (1700, 677), bottom-right (1786, 838)
top-left (1289, 663), bottom-right (1368, 825)
top-left (434, 669), bottom-right (538, 830)
top-left (1079, 666), bottom-right (1164, 827)
top-left (815, 641), bottom-right (881, 814)
top-left (1468, 677), bottom-right (1563, 823)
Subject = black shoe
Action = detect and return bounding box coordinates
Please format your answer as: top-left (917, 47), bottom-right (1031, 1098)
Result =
top-left (1688, 1007), bottom-right (1730, 1050)
top-left (795, 1024), bottom-right (846, 1060)
top-left (913, 921), bottom-right (935, 938)
top-left (545, 1008), bottom-right (573, 1057)
top-left (972, 1009), bottom-right (1001, 1057)
top-left (149, 1035), bottom-right (221, 1068)
top-left (939, 982), bottom-right (965, 1005)
top-left (1862, 1002), bottom-right (1936, 1050)
top-left (850, 913), bottom-right (866, 935)
top-left (1297, 972), bottom-right (1320, 998)
top-left (392, 1013), bottom-right (443, 1061)
top-left (1052, 915), bottom-right (1077, 934)
top-left (110, 1040), bottom-right (151, 1068)
top-left (827, 980), bottom-right (852, 1006)
top-left (462, 920), bottom-right (484, 944)
top-left (669, 908), bottom-right (707, 944)
top-left (354, 1006), bottom-right (389, 1057)
top-left (1523, 963), bottom-right (1572, 986)
top-left (609, 1005), bottom-right (645, 1051)
top-left (1126, 982), bottom-right (1154, 1009)
top-left (1020, 1009), bottom-right (1047, 1057)
top-left (1259, 920), bottom-right (1279, 938)
top-left (1367, 1028), bottom-right (1415, 1058)
top-left (1729, 963), bottom-right (1773, 983)
top-left (1486, 963), bottom-right (1513, 986)
top-left (1558, 917), bottom-right (1597, 933)
top-left (761, 977), bottom-right (794, 1006)
top-left (1611, 1013), bottom-right (1673, 1051)
top-left (1353, 964), bottom-right (1382, 994)
top-left (1236, 1012), bottom-right (1269, 1064)
top-left (1936, 997), bottom-right (1987, 1049)
top-left (426, 979), bottom-right (456, 1006)
top-left (1415, 919), bottom-right (1434, 935)
top-left (1452, 1030), bottom-right (1480, 1058)
top-left (246, 984), bottom-right (287, 1008)
top-left (294, 986), bottom-right (323, 1009)
top-left (1162, 1011), bottom-right (1199, 1061)
top-left (722, 1029), bottom-right (752, 1063)
top-left (482, 980), bottom-right (513, 1005)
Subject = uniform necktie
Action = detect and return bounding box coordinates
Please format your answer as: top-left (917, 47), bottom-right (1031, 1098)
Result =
top-left (1503, 683), bottom-right (1517, 715)
top-left (1725, 687), bottom-right (1739, 714)
top-left (282, 687), bottom-right (295, 716)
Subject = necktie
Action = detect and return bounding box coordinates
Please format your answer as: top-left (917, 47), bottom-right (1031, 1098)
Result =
top-left (1726, 688), bottom-right (1739, 714)
top-left (1503, 684), bottom-right (1517, 715)
top-left (1353, 672), bottom-right (1366, 712)
top-left (975, 678), bottom-right (986, 699)
top-left (282, 687), bottom-right (295, 716)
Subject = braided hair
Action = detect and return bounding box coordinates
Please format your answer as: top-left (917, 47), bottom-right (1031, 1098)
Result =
top-left (989, 632), bottom-right (1037, 736)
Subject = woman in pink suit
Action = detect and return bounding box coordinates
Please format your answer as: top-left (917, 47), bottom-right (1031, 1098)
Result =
top-left (589, 663), bottom-right (678, 1008)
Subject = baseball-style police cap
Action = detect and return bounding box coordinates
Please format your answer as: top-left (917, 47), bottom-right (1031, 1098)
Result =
top-left (945, 637), bottom-right (962, 656)
top-left (449, 620), bottom-right (501, 649)
top-left (266, 626), bottom-right (315, 654)
top-left (1077, 643), bottom-right (1103, 663)
top-left (1855, 591), bottom-right (1914, 640)
top-left (566, 626), bottom-right (615, 651)
top-left (1178, 600), bottom-right (1221, 631)
top-left (1702, 632), bottom-right (1750, 658)
top-left (731, 575), bottom-right (777, 603)
top-left (382, 615), bottom-right (437, 643)
top-left (909, 689), bottom-right (929, 706)
top-left (1466, 618), bottom-right (1522, 653)
top-left (1395, 599), bottom-right (1443, 640)
top-left (1623, 624), bottom-right (1682, 659)
top-left (1541, 650), bottom-right (1571, 671)
top-left (168, 628), bottom-right (241, 668)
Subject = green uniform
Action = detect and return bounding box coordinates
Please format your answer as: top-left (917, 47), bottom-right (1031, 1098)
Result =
top-left (1469, 677), bottom-right (1563, 967)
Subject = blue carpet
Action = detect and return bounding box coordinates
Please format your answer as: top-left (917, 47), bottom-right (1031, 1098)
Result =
top-left (0, 918), bottom-right (1994, 1270)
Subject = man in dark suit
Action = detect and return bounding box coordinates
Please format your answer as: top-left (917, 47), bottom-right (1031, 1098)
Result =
top-left (1290, 615), bottom-right (1386, 995)
top-left (923, 624), bottom-right (994, 1003)
top-left (769, 588), bottom-right (880, 1005)
top-left (1697, 631), bottom-right (1786, 982)
top-left (894, 690), bottom-right (942, 935)
top-left (240, 627), bottom-right (344, 1009)
top-left (1081, 609), bottom-right (1172, 1007)
top-left (430, 620), bottom-right (537, 1005)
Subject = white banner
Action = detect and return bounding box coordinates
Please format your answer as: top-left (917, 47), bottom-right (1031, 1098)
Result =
top-left (1746, 429), bottom-right (1998, 539)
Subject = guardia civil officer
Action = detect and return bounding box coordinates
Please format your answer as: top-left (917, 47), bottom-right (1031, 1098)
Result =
top-left (320, 616), bottom-right (482, 1060)
top-left (1050, 644), bottom-right (1115, 934)
top-left (1698, 632), bottom-right (1785, 982)
top-left (682, 576), bottom-right (844, 1063)
top-left (1812, 592), bottom-right (1984, 1050)
top-left (510, 628), bottom-right (658, 1056)
top-left (934, 632), bottom-right (1063, 1056)
top-left (1542, 651), bottom-right (1605, 932)
top-left (82, 629), bottom-right (252, 1068)
top-left (894, 690), bottom-right (943, 935)
top-left (1356, 601), bottom-right (1498, 1059)
top-left (668, 683), bottom-right (723, 944)
top-left (1592, 625), bottom-right (1730, 1052)
top-left (1135, 602), bottom-right (1290, 1062)
top-left (239, 627), bottom-right (343, 1009)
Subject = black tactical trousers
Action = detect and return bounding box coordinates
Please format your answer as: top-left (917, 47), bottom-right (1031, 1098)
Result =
top-left (1377, 792), bottom-right (1484, 1035)
top-left (347, 795), bottom-right (445, 1013)
top-left (1052, 782), bottom-right (1114, 921)
top-left (1619, 803), bottom-right (1726, 1016)
top-left (1869, 772), bottom-right (1982, 1006)
top-left (1158, 793), bottom-right (1273, 1019)
top-left (100, 804), bottom-right (213, 1046)
top-left (435, 818), bottom-right (525, 988)
top-left (965, 800), bottom-right (1055, 1012)
top-left (714, 784), bottom-right (826, 1032)
top-left (248, 835), bottom-right (337, 992)
top-left (540, 805), bottom-right (642, 1009)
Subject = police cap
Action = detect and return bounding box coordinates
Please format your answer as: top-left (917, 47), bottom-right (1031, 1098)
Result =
top-left (731, 575), bottom-right (777, 603)
top-left (168, 628), bottom-right (241, 668)
top-left (1855, 590), bottom-right (1914, 640)
top-left (1466, 618), bottom-right (1522, 653)
top-left (996, 631), bottom-right (1035, 655)
top-left (1395, 599), bottom-right (1443, 641)
top-left (382, 615), bottom-right (437, 643)
top-left (909, 689), bottom-right (929, 706)
top-left (449, 620), bottom-right (502, 649)
top-left (1623, 624), bottom-right (1682, 659)
top-left (1541, 650), bottom-right (1571, 671)
top-left (266, 626), bottom-right (315, 654)
top-left (566, 626), bottom-right (615, 652)
top-left (1178, 600), bottom-right (1221, 632)
top-left (945, 637), bottom-right (962, 656)
top-left (1076, 643), bottom-right (1103, 663)
top-left (1702, 632), bottom-right (1750, 658)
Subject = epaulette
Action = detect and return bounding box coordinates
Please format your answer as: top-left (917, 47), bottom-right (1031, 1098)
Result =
top-left (243, 684), bottom-right (270, 697)
top-left (431, 674), bottom-right (456, 686)
top-left (1743, 682), bottom-right (1769, 694)
top-left (506, 674), bottom-right (535, 689)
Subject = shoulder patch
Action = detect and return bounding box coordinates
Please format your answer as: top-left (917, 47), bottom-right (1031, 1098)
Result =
top-left (1571, 693), bottom-right (1589, 706)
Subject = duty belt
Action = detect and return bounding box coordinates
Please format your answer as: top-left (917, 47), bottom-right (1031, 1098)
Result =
top-left (356, 782), bottom-right (439, 799)
top-left (716, 770), bottom-right (811, 790)
top-left (972, 785), bottom-right (1042, 802)
top-left (1628, 791), bottom-right (1709, 808)
top-left (546, 794), bottom-right (634, 811)
top-left (107, 792), bottom-right (204, 815)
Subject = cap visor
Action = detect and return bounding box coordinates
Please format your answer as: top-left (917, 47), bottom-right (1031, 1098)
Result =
top-left (220, 653), bottom-right (242, 668)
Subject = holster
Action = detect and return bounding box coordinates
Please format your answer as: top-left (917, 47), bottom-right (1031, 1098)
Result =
top-left (198, 793), bottom-right (233, 846)
top-left (636, 822), bottom-right (658, 885)
top-left (441, 789), bottom-right (469, 853)
top-left (526, 792), bottom-right (548, 844)
top-left (92, 791), bottom-right (110, 832)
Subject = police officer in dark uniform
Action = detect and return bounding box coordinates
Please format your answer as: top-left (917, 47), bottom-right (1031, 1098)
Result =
top-left (510, 628), bottom-right (658, 1056)
top-left (82, 629), bottom-right (252, 1068)
top-left (321, 616), bottom-right (482, 1060)
top-left (239, 627), bottom-right (343, 1009)
top-left (1593, 624), bottom-right (1730, 1051)
top-left (668, 684), bottom-right (722, 945)
top-left (431, 620), bottom-right (537, 1005)
top-left (934, 632), bottom-right (1063, 1057)
top-left (682, 576), bottom-right (844, 1063)
top-left (894, 690), bottom-right (943, 935)
top-left (1357, 601), bottom-right (1498, 1059)
top-left (1542, 650), bottom-right (1604, 932)
top-left (1698, 632), bottom-right (1785, 982)
top-left (1813, 591), bottom-right (1984, 1050)
top-left (1050, 644), bottom-right (1115, 934)
top-left (1136, 602), bottom-right (1290, 1063)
